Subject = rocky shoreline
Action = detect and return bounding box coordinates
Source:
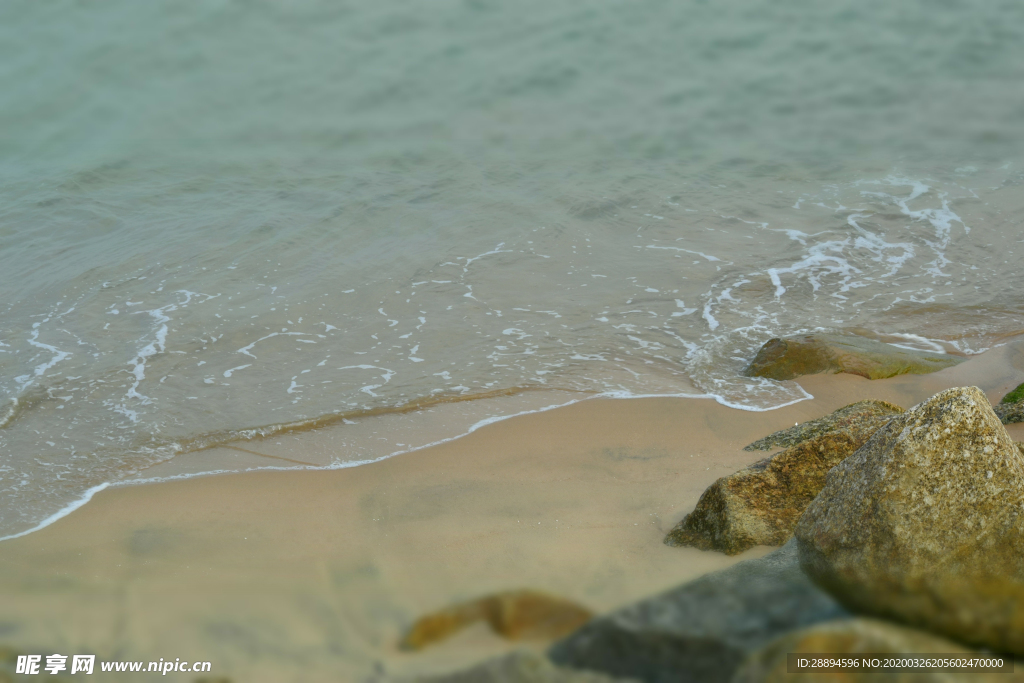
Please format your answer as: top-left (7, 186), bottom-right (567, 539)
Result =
top-left (662, 400), bottom-right (902, 555)
top-left (403, 336), bottom-right (1024, 682)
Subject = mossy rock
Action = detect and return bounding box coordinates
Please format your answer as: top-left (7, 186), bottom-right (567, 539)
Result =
top-left (745, 334), bottom-right (964, 381)
top-left (1003, 381), bottom-right (1024, 404)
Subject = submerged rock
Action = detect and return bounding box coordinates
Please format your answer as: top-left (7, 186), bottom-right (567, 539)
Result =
top-left (733, 618), bottom-right (984, 683)
top-left (744, 334), bottom-right (964, 381)
top-left (995, 381), bottom-right (1024, 424)
top-left (744, 399), bottom-right (903, 452)
top-left (548, 540), bottom-right (848, 683)
top-left (412, 651), bottom-right (636, 683)
top-left (796, 386), bottom-right (1024, 655)
top-left (401, 590), bottom-right (593, 651)
top-left (666, 417), bottom-right (888, 555)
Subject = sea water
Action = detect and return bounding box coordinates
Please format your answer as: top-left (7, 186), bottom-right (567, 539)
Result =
top-left (2, 0), bottom-right (1023, 537)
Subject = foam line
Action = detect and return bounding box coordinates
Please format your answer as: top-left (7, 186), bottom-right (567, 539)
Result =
top-left (0, 482), bottom-right (110, 543)
top-left (0, 386), bottom-right (816, 540)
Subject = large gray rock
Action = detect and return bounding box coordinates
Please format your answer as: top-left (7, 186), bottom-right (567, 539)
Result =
top-left (410, 651), bottom-right (636, 683)
top-left (548, 540), bottom-right (848, 683)
top-left (796, 386), bottom-right (1024, 655)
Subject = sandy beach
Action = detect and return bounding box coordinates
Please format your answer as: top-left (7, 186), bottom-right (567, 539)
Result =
top-left (2, 341), bottom-right (1023, 682)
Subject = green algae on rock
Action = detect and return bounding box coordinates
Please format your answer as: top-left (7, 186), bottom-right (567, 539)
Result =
top-left (744, 399), bottom-right (903, 452)
top-left (665, 419), bottom-right (886, 555)
top-left (796, 386), bottom-right (1024, 656)
top-left (1003, 382), bottom-right (1024, 405)
top-left (732, 618), bottom-right (994, 683)
top-left (744, 334), bottom-right (965, 381)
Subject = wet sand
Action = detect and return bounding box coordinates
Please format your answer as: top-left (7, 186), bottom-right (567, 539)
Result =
top-left (2, 341), bottom-right (1023, 682)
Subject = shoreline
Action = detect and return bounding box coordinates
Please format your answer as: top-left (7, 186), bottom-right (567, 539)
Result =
top-left (2, 386), bottom-right (806, 546)
top-left (2, 341), bottom-right (1023, 681)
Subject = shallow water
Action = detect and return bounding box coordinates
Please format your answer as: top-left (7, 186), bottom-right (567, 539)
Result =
top-left (2, 0), bottom-right (1023, 536)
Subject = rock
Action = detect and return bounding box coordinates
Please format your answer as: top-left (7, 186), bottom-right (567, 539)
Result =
top-left (744, 400), bottom-right (903, 452)
top-left (732, 618), bottom-right (996, 683)
top-left (666, 417), bottom-right (889, 555)
top-left (995, 382), bottom-right (1024, 424)
top-left (997, 403), bottom-right (1024, 424)
top-left (411, 651), bottom-right (637, 683)
top-left (548, 540), bottom-right (848, 683)
top-left (1003, 382), bottom-right (1024, 405)
top-left (744, 334), bottom-right (964, 381)
top-left (401, 590), bottom-right (593, 651)
top-left (796, 386), bottom-right (1024, 655)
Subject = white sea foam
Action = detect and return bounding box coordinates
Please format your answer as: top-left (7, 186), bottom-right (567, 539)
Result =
top-left (223, 364), bottom-right (251, 378)
top-left (0, 397), bottom-right (18, 429)
top-left (766, 239), bottom-right (860, 299)
top-left (646, 244), bottom-right (721, 262)
top-left (237, 331), bottom-right (307, 358)
top-left (0, 483), bottom-right (109, 543)
top-left (16, 319), bottom-right (72, 392)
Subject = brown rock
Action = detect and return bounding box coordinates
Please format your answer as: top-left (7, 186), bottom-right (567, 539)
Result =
top-left (744, 399), bottom-right (903, 452)
top-left (732, 618), bottom-right (1010, 683)
top-left (401, 590), bottom-right (593, 651)
top-left (666, 418), bottom-right (886, 555)
top-left (744, 334), bottom-right (964, 381)
top-left (796, 386), bottom-right (1024, 655)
